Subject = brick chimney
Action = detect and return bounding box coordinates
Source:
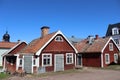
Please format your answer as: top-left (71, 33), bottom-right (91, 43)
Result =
top-left (95, 35), bottom-right (99, 40)
top-left (41, 26), bottom-right (50, 37)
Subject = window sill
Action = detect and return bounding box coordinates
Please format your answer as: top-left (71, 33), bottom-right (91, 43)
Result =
top-left (105, 62), bottom-right (110, 64)
top-left (42, 65), bottom-right (52, 67)
top-left (66, 63), bottom-right (73, 65)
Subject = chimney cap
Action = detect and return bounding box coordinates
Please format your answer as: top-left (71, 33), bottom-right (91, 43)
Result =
top-left (41, 26), bottom-right (50, 29)
top-left (95, 35), bottom-right (99, 39)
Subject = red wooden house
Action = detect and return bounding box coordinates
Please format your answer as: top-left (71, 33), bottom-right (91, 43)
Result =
top-left (2, 41), bottom-right (27, 73)
top-left (75, 35), bottom-right (120, 68)
top-left (3, 26), bottom-right (77, 74)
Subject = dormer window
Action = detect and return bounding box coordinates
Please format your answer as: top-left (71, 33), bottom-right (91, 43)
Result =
top-left (55, 36), bottom-right (63, 42)
top-left (112, 27), bottom-right (119, 35)
top-left (114, 38), bottom-right (119, 45)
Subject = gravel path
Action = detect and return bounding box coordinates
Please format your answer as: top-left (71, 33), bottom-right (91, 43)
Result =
top-left (4, 68), bottom-right (120, 80)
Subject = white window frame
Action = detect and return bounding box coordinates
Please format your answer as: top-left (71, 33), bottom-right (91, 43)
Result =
top-left (114, 54), bottom-right (118, 63)
top-left (66, 53), bottom-right (74, 64)
top-left (109, 43), bottom-right (113, 51)
top-left (112, 27), bottom-right (119, 35)
top-left (42, 54), bottom-right (52, 67)
top-left (105, 54), bottom-right (110, 64)
top-left (55, 36), bottom-right (63, 42)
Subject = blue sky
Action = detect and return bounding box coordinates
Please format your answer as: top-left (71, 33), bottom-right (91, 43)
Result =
top-left (0, 0), bottom-right (120, 43)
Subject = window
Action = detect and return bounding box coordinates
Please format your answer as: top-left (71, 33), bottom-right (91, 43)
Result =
top-left (19, 58), bottom-right (22, 66)
top-left (55, 36), bottom-right (63, 42)
top-left (33, 58), bottom-right (36, 66)
top-left (109, 43), bottom-right (113, 51)
top-left (105, 54), bottom-right (110, 64)
top-left (114, 54), bottom-right (118, 63)
top-left (112, 28), bottom-right (119, 35)
top-left (66, 53), bottom-right (73, 64)
top-left (114, 39), bottom-right (119, 44)
top-left (113, 29), bottom-right (118, 35)
top-left (42, 54), bottom-right (52, 66)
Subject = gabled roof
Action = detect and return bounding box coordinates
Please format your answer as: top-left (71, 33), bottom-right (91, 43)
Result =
top-left (106, 23), bottom-right (120, 36)
top-left (21, 30), bottom-right (77, 55)
top-left (75, 37), bottom-right (119, 53)
top-left (21, 31), bottom-right (56, 53)
top-left (68, 36), bottom-right (82, 44)
top-left (0, 41), bottom-right (18, 49)
top-left (1, 41), bottom-right (27, 56)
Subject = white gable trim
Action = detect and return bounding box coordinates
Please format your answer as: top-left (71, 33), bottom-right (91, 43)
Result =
top-left (101, 37), bottom-right (120, 53)
top-left (36, 30), bottom-right (78, 55)
top-left (1, 41), bottom-right (27, 57)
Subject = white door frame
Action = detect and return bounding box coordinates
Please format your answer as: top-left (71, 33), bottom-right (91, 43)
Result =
top-left (76, 54), bottom-right (82, 67)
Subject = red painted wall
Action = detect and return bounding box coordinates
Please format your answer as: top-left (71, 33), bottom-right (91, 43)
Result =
top-left (5, 56), bottom-right (17, 73)
top-left (6, 63), bottom-right (16, 73)
top-left (39, 34), bottom-right (75, 72)
top-left (42, 34), bottom-right (75, 52)
top-left (10, 42), bottom-right (27, 54)
top-left (103, 40), bottom-right (119, 67)
top-left (82, 53), bottom-right (101, 67)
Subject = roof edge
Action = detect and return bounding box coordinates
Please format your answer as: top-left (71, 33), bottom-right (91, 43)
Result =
top-left (101, 37), bottom-right (120, 53)
top-left (36, 30), bottom-right (78, 55)
top-left (1, 41), bottom-right (27, 57)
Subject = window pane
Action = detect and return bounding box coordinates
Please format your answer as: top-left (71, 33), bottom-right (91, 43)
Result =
top-left (114, 54), bottom-right (118, 63)
top-left (105, 54), bottom-right (110, 64)
top-left (70, 58), bottom-right (72, 63)
top-left (44, 55), bottom-right (46, 57)
top-left (44, 59), bottom-right (46, 65)
top-left (47, 59), bottom-right (50, 65)
top-left (55, 36), bottom-right (63, 42)
top-left (33, 59), bottom-right (36, 65)
top-left (20, 59), bottom-right (22, 65)
top-left (48, 55), bottom-right (50, 57)
top-left (67, 58), bottom-right (69, 63)
top-left (114, 30), bottom-right (117, 35)
top-left (109, 43), bottom-right (113, 51)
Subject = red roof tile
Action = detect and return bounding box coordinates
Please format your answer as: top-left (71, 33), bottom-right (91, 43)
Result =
top-left (75, 37), bottom-right (110, 53)
top-left (0, 41), bottom-right (18, 49)
top-left (21, 32), bottom-right (56, 53)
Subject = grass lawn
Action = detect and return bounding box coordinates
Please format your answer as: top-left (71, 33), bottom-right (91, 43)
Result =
top-left (105, 65), bottom-right (120, 70)
top-left (0, 66), bottom-right (3, 68)
top-left (33, 69), bottom-right (83, 78)
top-left (0, 72), bottom-right (10, 79)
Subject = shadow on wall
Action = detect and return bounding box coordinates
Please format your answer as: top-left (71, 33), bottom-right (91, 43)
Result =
top-left (118, 54), bottom-right (120, 65)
